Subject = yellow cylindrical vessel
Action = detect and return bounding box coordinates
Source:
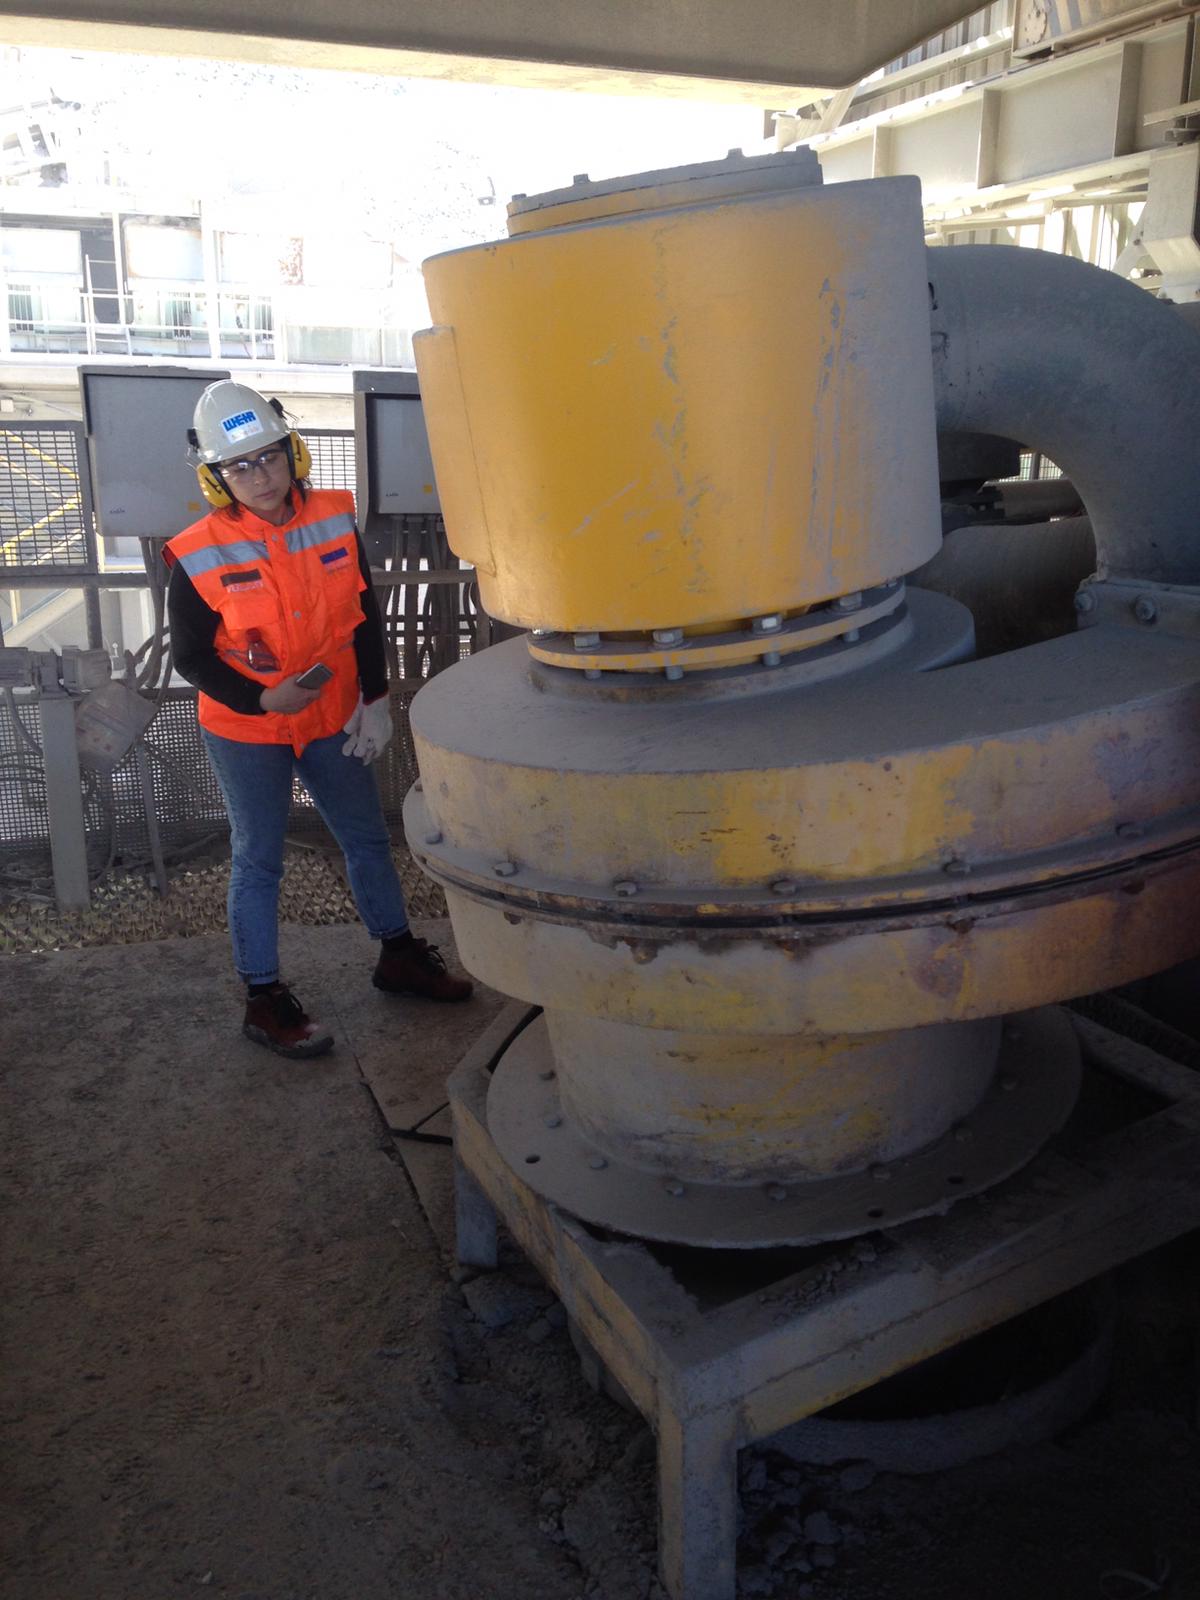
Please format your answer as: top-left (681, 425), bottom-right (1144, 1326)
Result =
top-left (415, 165), bottom-right (942, 632)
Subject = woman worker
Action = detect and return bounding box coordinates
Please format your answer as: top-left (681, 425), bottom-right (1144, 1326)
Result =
top-left (165, 379), bottom-right (471, 1059)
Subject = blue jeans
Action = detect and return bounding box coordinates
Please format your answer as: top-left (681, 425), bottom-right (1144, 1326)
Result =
top-left (202, 729), bottom-right (410, 984)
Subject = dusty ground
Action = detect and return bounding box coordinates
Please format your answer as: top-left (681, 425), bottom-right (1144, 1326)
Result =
top-left (2, 919), bottom-right (1199, 1600)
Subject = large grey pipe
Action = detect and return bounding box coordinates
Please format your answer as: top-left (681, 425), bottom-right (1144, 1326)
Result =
top-left (928, 246), bottom-right (1200, 586)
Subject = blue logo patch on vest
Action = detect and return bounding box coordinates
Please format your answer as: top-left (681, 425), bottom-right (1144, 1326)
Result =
top-left (320, 547), bottom-right (350, 565)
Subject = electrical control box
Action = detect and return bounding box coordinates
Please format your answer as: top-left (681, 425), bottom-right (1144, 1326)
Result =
top-left (80, 365), bottom-right (230, 542)
top-left (352, 370), bottom-right (441, 519)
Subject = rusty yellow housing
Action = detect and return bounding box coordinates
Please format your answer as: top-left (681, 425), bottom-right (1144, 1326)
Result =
top-left (407, 153), bottom-right (1200, 1249)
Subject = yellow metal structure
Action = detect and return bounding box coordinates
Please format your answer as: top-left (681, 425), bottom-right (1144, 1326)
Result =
top-left (407, 153), bottom-right (1200, 1250)
top-left (415, 154), bottom-right (942, 640)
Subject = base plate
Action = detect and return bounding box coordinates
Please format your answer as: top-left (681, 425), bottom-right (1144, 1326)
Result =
top-left (486, 1009), bottom-right (1083, 1247)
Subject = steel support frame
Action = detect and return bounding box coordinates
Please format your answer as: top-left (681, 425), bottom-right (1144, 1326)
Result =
top-left (450, 1003), bottom-right (1200, 1600)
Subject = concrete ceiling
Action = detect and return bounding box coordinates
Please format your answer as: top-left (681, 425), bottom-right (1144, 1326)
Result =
top-left (0, 0), bottom-right (980, 101)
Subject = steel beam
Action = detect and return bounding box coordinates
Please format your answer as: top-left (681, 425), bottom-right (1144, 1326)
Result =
top-left (0, 1), bottom-right (981, 99)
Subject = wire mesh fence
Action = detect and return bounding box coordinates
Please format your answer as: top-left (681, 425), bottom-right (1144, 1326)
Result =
top-left (0, 423), bottom-right (92, 570)
top-left (305, 429), bottom-right (357, 494)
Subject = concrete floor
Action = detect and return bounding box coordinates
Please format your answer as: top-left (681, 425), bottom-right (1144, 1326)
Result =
top-left (4, 920), bottom-right (1200, 1600)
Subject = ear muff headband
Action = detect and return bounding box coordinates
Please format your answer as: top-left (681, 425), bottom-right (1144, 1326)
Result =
top-left (194, 431), bottom-right (309, 509)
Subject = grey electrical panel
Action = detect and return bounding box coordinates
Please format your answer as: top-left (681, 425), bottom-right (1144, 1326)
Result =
top-left (80, 365), bottom-right (230, 542)
top-left (352, 370), bottom-right (441, 519)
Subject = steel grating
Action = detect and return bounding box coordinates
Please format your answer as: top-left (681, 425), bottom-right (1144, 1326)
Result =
top-left (305, 429), bottom-right (357, 494)
top-left (0, 423), bottom-right (91, 570)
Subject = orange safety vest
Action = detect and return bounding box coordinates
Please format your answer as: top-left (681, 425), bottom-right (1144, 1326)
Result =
top-left (165, 488), bottom-right (366, 753)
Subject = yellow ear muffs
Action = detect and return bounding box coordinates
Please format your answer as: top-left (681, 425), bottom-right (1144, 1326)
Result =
top-left (288, 431), bottom-right (312, 481)
top-left (196, 462), bottom-right (233, 509)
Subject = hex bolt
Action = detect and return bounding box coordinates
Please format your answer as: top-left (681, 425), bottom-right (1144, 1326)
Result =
top-left (771, 878), bottom-right (798, 896)
top-left (665, 1180), bottom-right (686, 1197)
top-left (613, 880), bottom-right (639, 897)
top-left (544, 1114), bottom-right (562, 1130)
top-left (885, 577), bottom-right (902, 589)
top-left (424, 829), bottom-right (443, 845)
top-left (584, 669), bottom-right (602, 681)
top-left (493, 860), bottom-right (518, 877)
top-left (835, 591), bottom-right (863, 612)
top-left (1132, 595), bottom-right (1158, 625)
top-left (765, 1183), bottom-right (788, 1202)
top-left (943, 857), bottom-right (972, 877)
top-left (762, 650), bottom-right (782, 667)
top-left (413, 779), bottom-right (423, 793)
top-left (751, 614), bottom-right (783, 634)
top-left (573, 172), bottom-right (590, 184)
top-left (652, 628), bottom-right (684, 646)
top-left (842, 628), bottom-right (861, 644)
top-left (531, 627), bottom-right (555, 638)
top-left (587, 1154), bottom-right (607, 1170)
top-left (664, 664), bottom-right (684, 681)
top-left (573, 631), bottom-right (601, 650)
top-left (870, 1164), bottom-right (892, 1183)
top-left (1116, 820), bottom-right (1144, 840)
top-left (1074, 591), bottom-right (1096, 615)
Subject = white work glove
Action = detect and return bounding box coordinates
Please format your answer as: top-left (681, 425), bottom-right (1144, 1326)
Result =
top-left (342, 693), bottom-right (393, 764)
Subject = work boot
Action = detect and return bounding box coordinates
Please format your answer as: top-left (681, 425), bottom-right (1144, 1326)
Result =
top-left (242, 982), bottom-right (334, 1059)
top-left (373, 937), bottom-right (473, 1002)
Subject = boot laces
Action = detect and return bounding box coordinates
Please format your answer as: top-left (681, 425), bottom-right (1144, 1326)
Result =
top-left (413, 940), bottom-right (447, 974)
top-left (266, 984), bottom-right (306, 1026)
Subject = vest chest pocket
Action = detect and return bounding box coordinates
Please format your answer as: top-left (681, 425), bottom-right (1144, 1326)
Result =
top-left (315, 544), bottom-right (365, 637)
top-left (217, 587), bottom-right (286, 676)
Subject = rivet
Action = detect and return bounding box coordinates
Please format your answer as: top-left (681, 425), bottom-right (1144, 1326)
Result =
top-left (587, 1154), bottom-right (607, 1171)
top-left (751, 614), bottom-right (782, 634)
top-left (765, 1183), bottom-right (788, 1202)
top-left (544, 1114), bottom-right (562, 1130)
top-left (771, 878), bottom-right (798, 896)
top-left (761, 650), bottom-right (782, 667)
top-left (1000, 1073), bottom-right (1018, 1091)
top-left (665, 1180), bottom-right (685, 1197)
top-left (573, 632), bottom-right (601, 650)
top-left (493, 860), bottom-right (518, 877)
top-left (1132, 595), bottom-right (1158, 624)
top-left (538, 1068), bottom-right (556, 1081)
top-left (1074, 591), bottom-right (1096, 615)
top-left (652, 628), bottom-right (684, 646)
top-left (943, 857), bottom-right (971, 877)
top-left (842, 628), bottom-right (860, 644)
top-left (870, 1164), bottom-right (891, 1182)
top-left (835, 591), bottom-right (863, 612)
top-left (613, 880), bottom-right (639, 897)
top-left (424, 830), bottom-right (442, 845)
top-left (664, 664), bottom-right (684, 681)
top-left (1116, 821), bottom-right (1144, 840)
top-left (952, 1122), bottom-right (973, 1143)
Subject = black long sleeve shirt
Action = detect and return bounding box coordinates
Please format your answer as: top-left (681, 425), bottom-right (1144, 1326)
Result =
top-left (168, 533), bottom-right (389, 716)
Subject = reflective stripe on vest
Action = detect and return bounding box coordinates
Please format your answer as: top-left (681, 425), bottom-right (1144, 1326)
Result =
top-left (175, 538), bottom-right (270, 578)
top-left (285, 512), bottom-right (356, 555)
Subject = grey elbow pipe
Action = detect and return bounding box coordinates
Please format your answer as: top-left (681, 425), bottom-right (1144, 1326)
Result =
top-left (927, 245), bottom-right (1200, 586)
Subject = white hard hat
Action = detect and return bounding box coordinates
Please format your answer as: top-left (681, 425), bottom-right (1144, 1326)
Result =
top-left (190, 379), bottom-right (289, 464)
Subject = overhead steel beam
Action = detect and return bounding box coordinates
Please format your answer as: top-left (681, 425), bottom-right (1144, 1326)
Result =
top-left (0, 1), bottom-right (980, 101)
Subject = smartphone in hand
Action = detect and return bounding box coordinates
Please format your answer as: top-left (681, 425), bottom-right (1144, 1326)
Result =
top-left (294, 662), bottom-right (333, 689)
